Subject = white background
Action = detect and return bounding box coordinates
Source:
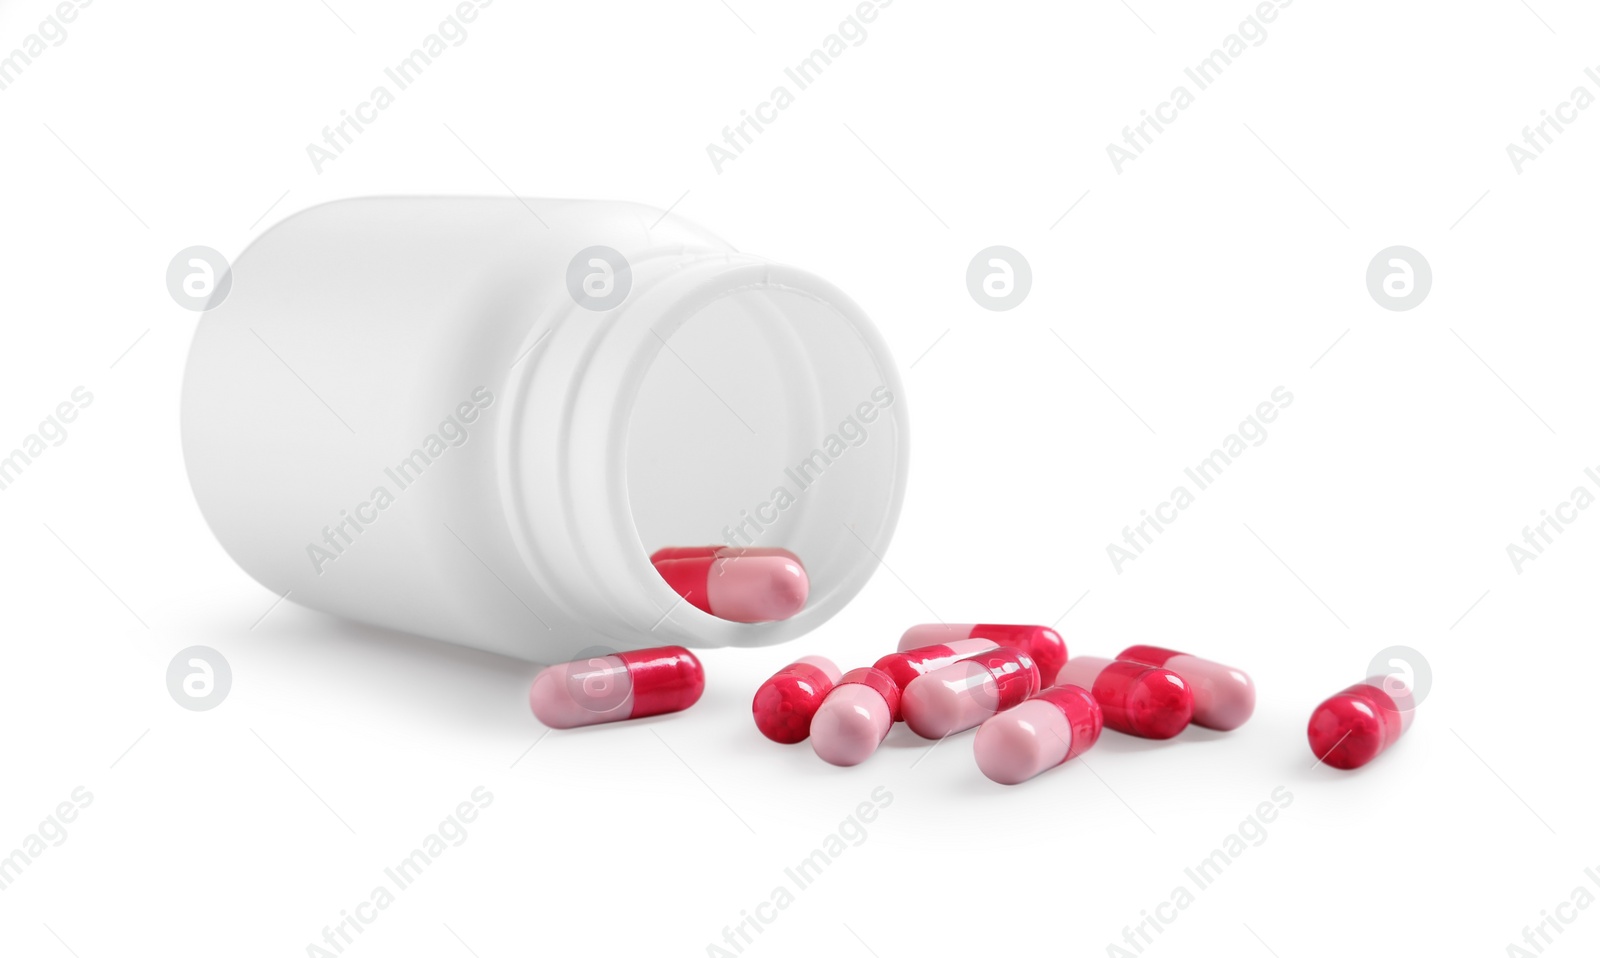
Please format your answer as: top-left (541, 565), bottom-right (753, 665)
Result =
top-left (2, 1), bottom-right (1597, 955)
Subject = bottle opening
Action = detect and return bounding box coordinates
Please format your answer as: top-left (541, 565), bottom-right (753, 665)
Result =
top-left (624, 280), bottom-right (908, 644)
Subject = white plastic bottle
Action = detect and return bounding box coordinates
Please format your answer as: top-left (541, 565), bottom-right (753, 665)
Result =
top-left (180, 198), bottom-right (909, 662)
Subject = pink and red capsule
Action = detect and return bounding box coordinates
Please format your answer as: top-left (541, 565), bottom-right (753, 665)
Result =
top-left (901, 647), bottom-right (1041, 740)
top-left (751, 656), bottom-right (841, 744)
top-left (1117, 645), bottom-right (1255, 731)
top-left (650, 546), bottom-right (808, 623)
top-left (1308, 676), bottom-right (1416, 770)
top-left (810, 667), bottom-right (902, 767)
top-left (974, 684), bottom-right (1103, 785)
top-left (871, 639), bottom-right (999, 720)
top-left (899, 624), bottom-right (1067, 685)
top-left (1055, 656), bottom-right (1193, 740)
top-left (529, 646), bottom-right (704, 729)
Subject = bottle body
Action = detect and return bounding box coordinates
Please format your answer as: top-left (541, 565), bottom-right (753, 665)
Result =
top-left (181, 197), bottom-right (909, 662)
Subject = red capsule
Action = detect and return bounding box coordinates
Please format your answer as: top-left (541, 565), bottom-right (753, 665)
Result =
top-left (752, 656), bottom-right (842, 744)
top-left (901, 647), bottom-right (1041, 740)
top-left (1118, 645), bottom-right (1255, 731)
top-left (871, 639), bottom-right (999, 721)
top-left (810, 668), bottom-right (901, 767)
top-left (899, 623), bottom-right (1067, 683)
top-left (653, 551), bottom-right (808, 623)
top-left (1308, 677), bottom-right (1416, 770)
top-left (528, 646), bottom-right (704, 729)
top-left (1054, 655), bottom-right (1193, 739)
top-left (974, 685), bottom-right (1103, 785)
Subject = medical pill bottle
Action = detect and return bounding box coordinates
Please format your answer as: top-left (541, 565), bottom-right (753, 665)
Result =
top-left (180, 198), bottom-right (909, 662)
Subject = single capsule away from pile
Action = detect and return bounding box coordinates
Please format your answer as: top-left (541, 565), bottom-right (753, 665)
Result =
top-left (1307, 676), bottom-right (1416, 770)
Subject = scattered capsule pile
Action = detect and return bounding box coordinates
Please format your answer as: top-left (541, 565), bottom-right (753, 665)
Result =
top-left (526, 548), bottom-right (1419, 775)
top-left (760, 628), bottom-right (1252, 782)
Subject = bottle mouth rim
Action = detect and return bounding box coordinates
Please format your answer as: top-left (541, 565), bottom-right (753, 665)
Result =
top-left (500, 256), bottom-right (911, 652)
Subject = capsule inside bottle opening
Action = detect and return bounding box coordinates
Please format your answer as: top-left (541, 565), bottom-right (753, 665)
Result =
top-left (651, 546), bottom-right (809, 623)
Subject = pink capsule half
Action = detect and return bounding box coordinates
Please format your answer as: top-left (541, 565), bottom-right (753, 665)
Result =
top-left (653, 551), bottom-right (808, 623)
top-left (901, 648), bottom-right (1041, 740)
top-left (871, 639), bottom-right (999, 720)
top-left (974, 685), bottom-right (1103, 785)
top-left (529, 646), bottom-right (704, 729)
top-left (1118, 645), bottom-right (1255, 731)
top-left (898, 623), bottom-right (1067, 683)
top-left (1055, 655), bottom-right (1193, 739)
top-left (810, 668), bottom-right (901, 767)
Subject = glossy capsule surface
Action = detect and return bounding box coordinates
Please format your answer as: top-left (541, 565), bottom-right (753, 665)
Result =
top-left (901, 648), bottom-right (1041, 740)
top-left (898, 624), bottom-right (1067, 683)
top-left (1118, 645), bottom-right (1255, 731)
top-left (752, 656), bottom-right (841, 744)
top-left (974, 685), bottom-right (1103, 785)
top-left (1055, 655), bottom-right (1193, 739)
top-left (871, 639), bottom-right (999, 720)
top-left (1308, 676), bottom-right (1416, 770)
top-left (652, 551), bottom-right (808, 623)
top-left (529, 646), bottom-right (704, 729)
top-left (810, 668), bottom-right (901, 767)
